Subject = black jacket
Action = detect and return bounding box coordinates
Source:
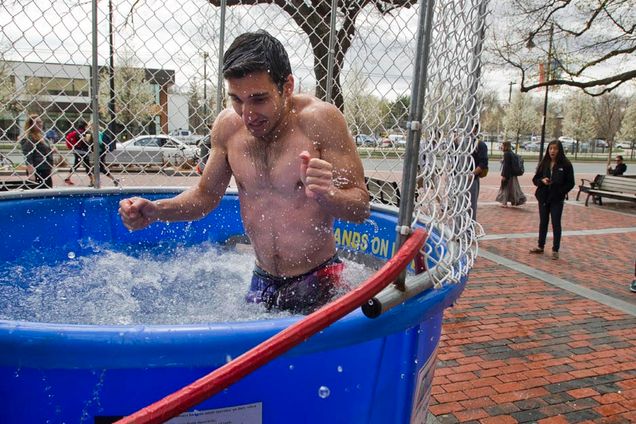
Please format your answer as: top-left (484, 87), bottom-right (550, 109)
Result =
top-left (532, 160), bottom-right (575, 204)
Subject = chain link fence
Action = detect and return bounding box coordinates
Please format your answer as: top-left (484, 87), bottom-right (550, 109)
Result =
top-left (1, 0), bottom-right (487, 285)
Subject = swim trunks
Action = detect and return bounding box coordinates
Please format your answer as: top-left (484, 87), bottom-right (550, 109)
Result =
top-left (245, 255), bottom-right (345, 314)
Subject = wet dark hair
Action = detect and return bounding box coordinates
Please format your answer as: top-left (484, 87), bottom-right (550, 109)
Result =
top-left (222, 30), bottom-right (292, 92)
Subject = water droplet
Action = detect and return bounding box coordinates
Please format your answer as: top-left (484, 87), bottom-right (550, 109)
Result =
top-left (225, 354), bottom-right (233, 363)
top-left (288, 364), bottom-right (295, 371)
top-left (67, 251), bottom-right (76, 259)
top-left (337, 366), bottom-right (343, 373)
top-left (318, 386), bottom-right (330, 398)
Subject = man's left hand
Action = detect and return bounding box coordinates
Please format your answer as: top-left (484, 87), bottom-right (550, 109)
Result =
top-left (299, 151), bottom-right (334, 199)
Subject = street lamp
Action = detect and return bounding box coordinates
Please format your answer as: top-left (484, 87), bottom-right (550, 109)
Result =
top-left (526, 23), bottom-right (554, 159)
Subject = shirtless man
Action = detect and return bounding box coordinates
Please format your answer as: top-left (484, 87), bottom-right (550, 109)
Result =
top-left (119, 30), bottom-right (370, 314)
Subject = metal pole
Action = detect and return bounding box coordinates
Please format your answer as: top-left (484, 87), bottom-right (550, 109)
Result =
top-left (392, 0), bottom-right (435, 290)
top-left (216, 0), bottom-right (226, 116)
top-left (108, 0), bottom-right (116, 129)
top-left (91, 0), bottom-right (101, 188)
top-left (325, 0), bottom-right (339, 103)
top-left (203, 52), bottom-right (208, 127)
top-left (538, 24), bottom-right (553, 159)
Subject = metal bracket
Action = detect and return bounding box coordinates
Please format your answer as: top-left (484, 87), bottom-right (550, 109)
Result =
top-left (395, 225), bottom-right (412, 235)
top-left (406, 121), bottom-right (421, 131)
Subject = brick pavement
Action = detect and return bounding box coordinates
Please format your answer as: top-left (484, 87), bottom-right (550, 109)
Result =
top-left (430, 170), bottom-right (636, 423)
top-left (19, 162), bottom-right (636, 422)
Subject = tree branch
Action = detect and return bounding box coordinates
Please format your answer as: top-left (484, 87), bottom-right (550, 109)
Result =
top-left (521, 69), bottom-right (636, 96)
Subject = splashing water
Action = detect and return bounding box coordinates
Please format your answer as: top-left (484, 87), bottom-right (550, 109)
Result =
top-left (0, 242), bottom-right (372, 325)
top-left (318, 386), bottom-right (330, 399)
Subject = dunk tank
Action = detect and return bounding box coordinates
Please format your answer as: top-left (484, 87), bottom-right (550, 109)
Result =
top-left (0, 0), bottom-right (487, 422)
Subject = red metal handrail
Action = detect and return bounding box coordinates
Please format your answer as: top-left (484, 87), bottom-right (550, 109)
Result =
top-left (117, 228), bottom-right (427, 424)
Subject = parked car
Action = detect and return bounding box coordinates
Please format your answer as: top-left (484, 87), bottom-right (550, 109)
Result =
top-left (616, 141), bottom-right (634, 150)
top-left (592, 139), bottom-right (608, 148)
top-left (523, 141), bottom-right (541, 152)
top-left (111, 135), bottom-right (198, 167)
top-left (355, 134), bottom-right (378, 147)
top-left (388, 134), bottom-right (407, 146)
top-left (169, 129), bottom-right (204, 145)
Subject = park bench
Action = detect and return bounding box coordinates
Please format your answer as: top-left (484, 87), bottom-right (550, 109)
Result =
top-left (366, 176), bottom-right (400, 207)
top-left (576, 174), bottom-right (636, 206)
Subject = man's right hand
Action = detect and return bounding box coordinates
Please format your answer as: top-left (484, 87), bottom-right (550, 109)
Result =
top-left (118, 197), bottom-right (157, 231)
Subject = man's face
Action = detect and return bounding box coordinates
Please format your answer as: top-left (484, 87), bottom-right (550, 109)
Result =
top-left (227, 71), bottom-right (293, 139)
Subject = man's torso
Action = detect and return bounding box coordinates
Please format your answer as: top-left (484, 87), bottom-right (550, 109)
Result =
top-left (223, 97), bottom-right (336, 277)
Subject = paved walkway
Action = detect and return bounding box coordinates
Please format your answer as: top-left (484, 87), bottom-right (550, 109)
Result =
top-left (429, 170), bottom-right (636, 423)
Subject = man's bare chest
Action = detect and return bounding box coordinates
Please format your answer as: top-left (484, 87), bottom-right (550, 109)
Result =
top-left (228, 138), bottom-right (311, 193)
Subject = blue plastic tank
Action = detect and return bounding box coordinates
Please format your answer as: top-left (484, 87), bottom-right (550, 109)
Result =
top-left (0, 190), bottom-right (465, 423)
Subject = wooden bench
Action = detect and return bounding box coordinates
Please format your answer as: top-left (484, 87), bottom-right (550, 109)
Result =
top-left (365, 176), bottom-right (400, 207)
top-left (576, 174), bottom-right (636, 206)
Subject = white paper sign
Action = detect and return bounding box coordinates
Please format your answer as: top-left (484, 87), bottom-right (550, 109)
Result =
top-left (166, 402), bottom-right (262, 424)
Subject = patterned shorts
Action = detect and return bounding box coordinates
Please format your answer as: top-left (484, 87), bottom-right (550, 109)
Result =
top-left (245, 255), bottom-right (345, 315)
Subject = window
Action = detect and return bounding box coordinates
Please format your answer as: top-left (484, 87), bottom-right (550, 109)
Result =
top-left (135, 137), bottom-right (159, 147)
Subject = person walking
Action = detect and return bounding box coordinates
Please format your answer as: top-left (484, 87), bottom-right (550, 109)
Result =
top-left (64, 121), bottom-right (92, 186)
top-left (529, 140), bottom-right (575, 260)
top-left (496, 141), bottom-right (526, 207)
top-left (20, 114), bottom-right (56, 189)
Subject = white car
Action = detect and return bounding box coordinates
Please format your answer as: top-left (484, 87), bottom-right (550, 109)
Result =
top-left (111, 135), bottom-right (198, 167)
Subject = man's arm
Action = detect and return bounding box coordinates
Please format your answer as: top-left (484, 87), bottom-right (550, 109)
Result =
top-left (300, 102), bottom-right (370, 223)
top-left (119, 112), bottom-right (234, 230)
top-left (473, 141), bottom-right (488, 176)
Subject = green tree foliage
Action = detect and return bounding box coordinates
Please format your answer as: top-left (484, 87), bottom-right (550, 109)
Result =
top-left (382, 95), bottom-right (410, 132)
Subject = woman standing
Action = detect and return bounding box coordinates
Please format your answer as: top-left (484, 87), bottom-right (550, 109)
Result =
top-left (496, 141), bottom-right (526, 207)
top-left (20, 114), bottom-right (55, 189)
top-left (529, 140), bottom-right (575, 260)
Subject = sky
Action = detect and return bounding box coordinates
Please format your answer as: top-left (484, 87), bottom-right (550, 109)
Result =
top-left (1, 0), bottom-right (633, 105)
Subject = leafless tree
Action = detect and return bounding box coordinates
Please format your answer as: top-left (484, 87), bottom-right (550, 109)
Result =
top-left (489, 0), bottom-right (635, 96)
top-left (479, 90), bottom-right (505, 137)
top-left (503, 91), bottom-right (539, 149)
top-left (206, 0), bottom-right (418, 110)
top-left (593, 92), bottom-right (627, 167)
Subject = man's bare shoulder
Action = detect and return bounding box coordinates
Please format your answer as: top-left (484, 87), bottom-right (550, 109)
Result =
top-left (293, 94), bottom-right (346, 141)
top-left (293, 94), bottom-right (339, 116)
top-left (213, 109), bottom-right (243, 146)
